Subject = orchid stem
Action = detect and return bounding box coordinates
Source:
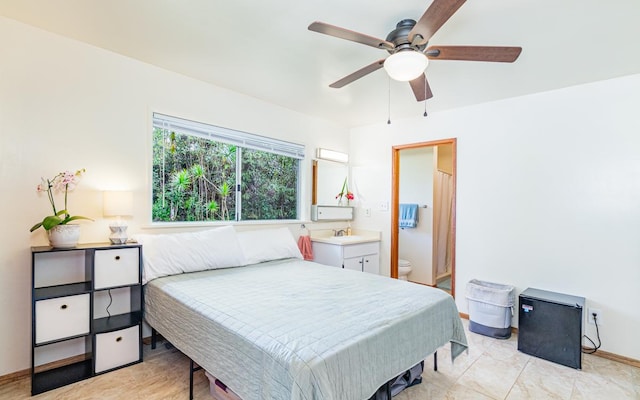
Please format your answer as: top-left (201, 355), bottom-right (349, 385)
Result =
top-left (64, 184), bottom-right (69, 218)
top-left (48, 179), bottom-right (57, 215)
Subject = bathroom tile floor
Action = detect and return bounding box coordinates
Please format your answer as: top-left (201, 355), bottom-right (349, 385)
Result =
top-left (397, 319), bottom-right (640, 400)
top-left (2, 319), bottom-right (638, 399)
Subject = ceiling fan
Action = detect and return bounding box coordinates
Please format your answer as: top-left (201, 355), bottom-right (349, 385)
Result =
top-left (308, 0), bottom-right (522, 102)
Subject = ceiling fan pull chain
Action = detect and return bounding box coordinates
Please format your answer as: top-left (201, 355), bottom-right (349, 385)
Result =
top-left (387, 77), bottom-right (391, 125)
top-left (423, 79), bottom-right (428, 117)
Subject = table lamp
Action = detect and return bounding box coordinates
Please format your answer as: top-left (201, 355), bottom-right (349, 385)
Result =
top-left (103, 191), bottom-right (133, 244)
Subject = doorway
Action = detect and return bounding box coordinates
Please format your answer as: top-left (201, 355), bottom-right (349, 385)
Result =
top-left (390, 138), bottom-right (457, 297)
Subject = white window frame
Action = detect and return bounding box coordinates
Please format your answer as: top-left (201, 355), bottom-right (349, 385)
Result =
top-left (151, 113), bottom-right (304, 223)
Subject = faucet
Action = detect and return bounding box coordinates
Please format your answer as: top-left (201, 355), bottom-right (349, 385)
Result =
top-left (334, 229), bottom-right (347, 237)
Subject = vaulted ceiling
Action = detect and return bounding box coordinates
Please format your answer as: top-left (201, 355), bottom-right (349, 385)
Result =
top-left (1, 0), bottom-right (639, 127)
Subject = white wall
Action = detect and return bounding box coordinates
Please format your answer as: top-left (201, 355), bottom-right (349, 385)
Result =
top-left (350, 73), bottom-right (640, 361)
top-left (0, 16), bottom-right (349, 376)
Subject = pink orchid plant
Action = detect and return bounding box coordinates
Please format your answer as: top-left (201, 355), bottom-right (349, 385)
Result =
top-left (30, 169), bottom-right (93, 232)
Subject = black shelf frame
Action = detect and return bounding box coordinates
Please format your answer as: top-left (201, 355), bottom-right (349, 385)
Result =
top-left (32, 359), bottom-right (93, 395)
top-left (34, 281), bottom-right (92, 301)
top-left (31, 243), bottom-right (143, 396)
top-left (93, 310), bottom-right (143, 334)
top-left (31, 242), bottom-right (139, 253)
top-left (34, 332), bottom-right (91, 348)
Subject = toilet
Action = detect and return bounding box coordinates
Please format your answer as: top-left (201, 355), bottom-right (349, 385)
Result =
top-left (398, 259), bottom-right (412, 281)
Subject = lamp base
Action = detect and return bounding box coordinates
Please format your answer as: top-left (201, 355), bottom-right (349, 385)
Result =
top-left (108, 224), bottom-right (128, 245)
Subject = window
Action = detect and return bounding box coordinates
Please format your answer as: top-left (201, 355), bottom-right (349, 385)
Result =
top-left (152, 113), bottom-right (304, 222)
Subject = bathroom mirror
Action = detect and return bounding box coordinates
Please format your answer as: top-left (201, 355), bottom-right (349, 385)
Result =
top-left (312, 159), bottom-right (349, 206)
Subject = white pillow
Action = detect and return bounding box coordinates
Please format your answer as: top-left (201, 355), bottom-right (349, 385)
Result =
top-left (236, 227), bottom-right (303, 265)
top-left (133, 226), bottom-right (246, 284)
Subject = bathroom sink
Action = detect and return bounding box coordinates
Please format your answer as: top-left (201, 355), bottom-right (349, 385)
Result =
top-left (328, 235), bottom-right (365, 242)
top-left (314, 235), bottom-right (378, 245)
top-left (310, 230), bottom-right (381, 245)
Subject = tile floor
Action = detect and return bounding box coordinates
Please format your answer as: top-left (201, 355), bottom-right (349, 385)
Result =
top-left (2, 318), bottom-right (638, 399)
top-left (397, 319), bottom-right (640, 400)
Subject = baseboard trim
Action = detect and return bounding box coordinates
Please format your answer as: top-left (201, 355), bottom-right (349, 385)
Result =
top-left (458, 312), bottom-right (639, 367)
top-left (0, 368), bottom-right (28, 386)
top-left (589, 349), bottom-right (640, 368)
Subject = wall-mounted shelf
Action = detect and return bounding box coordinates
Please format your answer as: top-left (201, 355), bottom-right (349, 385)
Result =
top-left (311, 205), bottom-right (354, 221)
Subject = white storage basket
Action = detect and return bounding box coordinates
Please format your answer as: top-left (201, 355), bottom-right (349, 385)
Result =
top-left (466, 279), bottom-right (515, 339)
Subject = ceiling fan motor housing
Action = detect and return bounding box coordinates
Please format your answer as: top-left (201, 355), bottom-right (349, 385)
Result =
top-left (385, 19), bottom-right (427, 54)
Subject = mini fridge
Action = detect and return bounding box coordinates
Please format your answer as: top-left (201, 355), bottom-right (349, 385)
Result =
top-left (518, 288), bottom-right (585, 369)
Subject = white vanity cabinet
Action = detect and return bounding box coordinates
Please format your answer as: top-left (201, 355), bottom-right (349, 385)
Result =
top-left (31, 243), bottom-right (143, 395)
top-left (312, 240), bottom-right (380, 275)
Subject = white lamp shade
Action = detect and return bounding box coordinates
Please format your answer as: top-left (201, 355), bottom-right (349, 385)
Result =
top-left (383, 51), bottom-right (429, 82)
top-left (103, 191), bottom-right (133, 217)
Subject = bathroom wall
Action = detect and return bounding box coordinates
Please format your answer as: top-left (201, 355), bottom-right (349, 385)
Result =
top-left (398, 147), bottom-right (433, 284)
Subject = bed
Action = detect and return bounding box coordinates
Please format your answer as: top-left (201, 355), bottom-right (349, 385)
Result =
top-left (136, 226), bottom-right (468, 400)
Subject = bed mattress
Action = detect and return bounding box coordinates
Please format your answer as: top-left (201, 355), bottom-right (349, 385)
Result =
top-left (144, 258), bottom-right (467, 400)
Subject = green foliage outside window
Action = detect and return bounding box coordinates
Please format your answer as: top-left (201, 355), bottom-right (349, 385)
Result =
top-left (152, 128), bottom-right (299, 222)
top-left (241, 149), bottom-right (298, 220)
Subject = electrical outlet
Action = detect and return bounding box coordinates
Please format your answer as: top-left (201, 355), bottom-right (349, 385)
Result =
top-left (364, 208), bottom-right (371, 217)
top-left (588, 308), bottom-right (602, 325)
top-left (379, 201), bottom-right (389, 212)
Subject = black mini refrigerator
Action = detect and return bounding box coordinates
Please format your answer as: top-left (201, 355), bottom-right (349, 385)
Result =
top-left (518, 288), bottom-right (585, 369)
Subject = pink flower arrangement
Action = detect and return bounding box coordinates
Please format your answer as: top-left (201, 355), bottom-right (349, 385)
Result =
top-left (336, 177), bottom-right (354, 204)
top-left (30, 169), bottom-right (93, 232)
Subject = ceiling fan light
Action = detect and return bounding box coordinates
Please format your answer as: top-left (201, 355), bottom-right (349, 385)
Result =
top-left (383, 51), bottom-right (428, 82)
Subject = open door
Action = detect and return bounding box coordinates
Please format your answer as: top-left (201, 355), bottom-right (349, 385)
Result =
top-left (391, 138), bottom-right (457, 297)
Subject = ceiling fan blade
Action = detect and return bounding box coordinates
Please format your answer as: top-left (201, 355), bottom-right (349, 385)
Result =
top-left (409, 74), bottom-right (434, 102)
top-left (308, 21), bottom-right (394, 50)
top-left (409, 0), bottom-right (467, 45)
top-left (426, 45), bottom-right (522, 62)
top-left (329, 59), bottom-right (386, 88)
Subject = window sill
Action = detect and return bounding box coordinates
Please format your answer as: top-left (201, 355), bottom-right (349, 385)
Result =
top-left (141, 219), bottom-right (308, 230)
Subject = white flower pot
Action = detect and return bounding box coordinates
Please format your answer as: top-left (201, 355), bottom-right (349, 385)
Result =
top-left (47, 224), bottom-right (81, 248)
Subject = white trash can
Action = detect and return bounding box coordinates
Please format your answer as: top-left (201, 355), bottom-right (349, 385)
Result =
top-left (466, 279), bottom-right (515, 339)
